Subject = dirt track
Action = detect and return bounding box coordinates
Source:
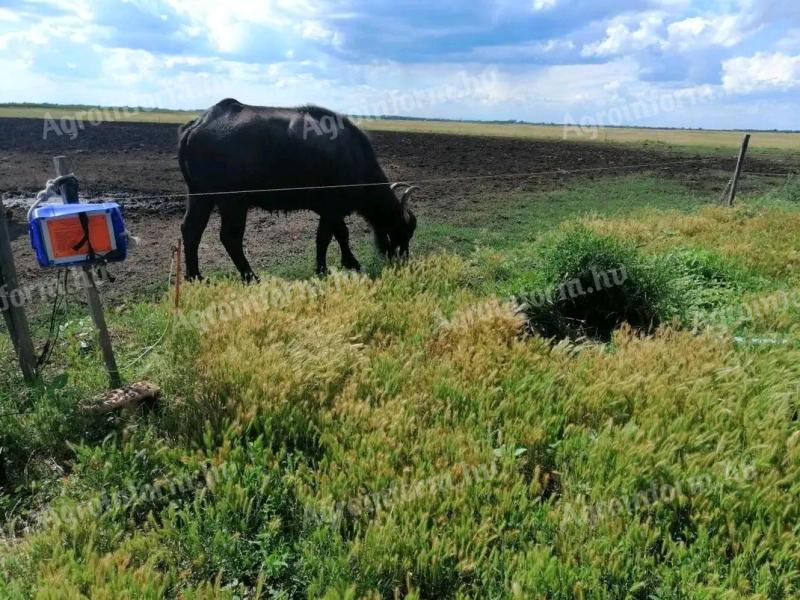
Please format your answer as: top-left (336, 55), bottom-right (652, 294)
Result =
top-left (0, 117), bottom-right (793, 301)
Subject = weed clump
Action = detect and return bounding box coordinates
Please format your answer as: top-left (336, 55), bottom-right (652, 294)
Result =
top-left (520, 226), bottom-right (680, 341)
top-left (775, 173), bottom-right (800, 203)
top-left (661, 247), bottom-right (755, 320)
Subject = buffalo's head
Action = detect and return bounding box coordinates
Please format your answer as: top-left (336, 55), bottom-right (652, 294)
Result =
top-left (376, 183), bottom-right (417, 259)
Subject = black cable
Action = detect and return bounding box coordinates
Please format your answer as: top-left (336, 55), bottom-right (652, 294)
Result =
top-left (36, 271), bottom-right (62, 368)
top-left (36, 270), bottom-right (68, 369)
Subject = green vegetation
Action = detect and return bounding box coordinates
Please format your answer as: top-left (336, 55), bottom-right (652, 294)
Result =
top-left (520, 227), bottom-right (684, 340)
top-left (2, 102), bottom-right (800, 154)
top-left (2, 177), bottom-right (800, 597)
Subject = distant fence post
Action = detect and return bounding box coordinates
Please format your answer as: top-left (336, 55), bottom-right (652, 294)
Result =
top-left (0, 206), bottom-right (38, 382)
top-left (726, 134), bottom-right (751, 207)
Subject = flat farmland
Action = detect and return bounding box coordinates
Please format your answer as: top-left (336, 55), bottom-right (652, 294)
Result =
top-left (3, 103), bottom-right (800, 154)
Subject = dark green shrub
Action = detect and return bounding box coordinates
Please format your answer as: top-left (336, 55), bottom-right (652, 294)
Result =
top-left (519, 227), bottom-right (681, 341)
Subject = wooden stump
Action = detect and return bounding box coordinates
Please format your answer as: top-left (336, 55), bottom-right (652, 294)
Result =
top-left (80, 381), bottom-right (161, 415)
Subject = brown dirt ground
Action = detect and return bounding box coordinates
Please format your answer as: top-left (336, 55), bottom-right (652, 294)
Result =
top-left (0, 117), bottom-right (795, 305)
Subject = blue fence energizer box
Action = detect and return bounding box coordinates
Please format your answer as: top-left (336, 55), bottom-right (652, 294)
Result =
top-left (29, 202), bottom-right (128, 268)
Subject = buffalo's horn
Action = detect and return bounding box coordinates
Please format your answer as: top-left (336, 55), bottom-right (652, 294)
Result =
top-left (400, 185), bottom-right (418, 207)
top-left (391, 182), bottom-right (411, 192)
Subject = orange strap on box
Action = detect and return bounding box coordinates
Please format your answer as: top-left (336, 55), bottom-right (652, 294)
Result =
top-left (46, 214), bottom-right (113, 260)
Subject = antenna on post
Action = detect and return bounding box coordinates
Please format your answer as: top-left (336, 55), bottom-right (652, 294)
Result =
top-left (54, 156), bottom-right (79, 204)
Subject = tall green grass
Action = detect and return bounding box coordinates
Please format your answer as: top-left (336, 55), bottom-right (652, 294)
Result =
top-left (2, 199), bottom-right (800, 598)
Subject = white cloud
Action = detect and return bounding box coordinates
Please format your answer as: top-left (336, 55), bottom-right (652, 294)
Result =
top-left (667, 15), bottom-right (751, 50)
top-left (31, 0), bottom-right (93, 20)
top-left (166, 0), bottom-right (330, 53)
top-left (583, 10), bottom-right (756, 57)
top-left (532, 0), bottom-right (557, 11)
top-left (0, 28), bottom-right (47, 51)
top-left (0, 8), bottom-right (20, 22)
top-left (0, 54), bottom-right (68, 104)
top-left (373, 59), bottom-right (642, 110)
top-left (101, 47), bottom-right (162, 85)
top-left (582, 14), bottom-right (665, 57)
top-left (722, 52), bottom-right (800, 93)
top-left (0, 5), bottom-right (102, 52)
top-left (301, 20), bottom-right (344, 48)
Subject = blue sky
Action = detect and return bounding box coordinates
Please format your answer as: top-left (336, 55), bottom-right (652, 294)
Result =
top-left (1, 0), bottom-right (799, 129)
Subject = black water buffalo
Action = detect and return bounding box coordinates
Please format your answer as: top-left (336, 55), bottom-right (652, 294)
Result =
top-left (177, 98), bottom-right (417, 281)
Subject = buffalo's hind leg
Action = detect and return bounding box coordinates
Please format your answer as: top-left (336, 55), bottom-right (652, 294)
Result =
top-left (182, 195), bottom-right (214, 281)
top-left (315, 218), bottom-right (334, 276)
top-left (219, 202), bottom-right (258, 283)
top-left (332, 219), bottom-right (360, 272)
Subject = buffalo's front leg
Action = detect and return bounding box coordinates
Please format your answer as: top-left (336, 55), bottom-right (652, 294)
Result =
top-left (332, 220), bottom-right (360, 271)
top-left (316, 218), bottom-right (335, 275)
top-left (182, 196), bottom-right (214, 280)
top-left (219, 203), bottom-right (258, 282)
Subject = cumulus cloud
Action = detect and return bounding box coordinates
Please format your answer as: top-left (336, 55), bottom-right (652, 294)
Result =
top-left (101, 47), bottom-right (163, 85)
top-left (582, 11), bottom-right (756, 57)
top-left (301, 20), bottom-right (344, 48)
top-left (582, 14), bottom-right (665, 57)
top-left (165, 0), bottom-right (332, 53)
top-left (667, 15), bottom-right (752, 50)
top-left (722, 52), bottom-right (800, 93)
top-left (0, 8), bottom-right (20, 22)
top-left (532, 0), bottom-right (557, 11)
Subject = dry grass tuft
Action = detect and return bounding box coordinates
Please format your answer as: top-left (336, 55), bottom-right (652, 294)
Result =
top-left (583, 204), bottom-right (800, 279)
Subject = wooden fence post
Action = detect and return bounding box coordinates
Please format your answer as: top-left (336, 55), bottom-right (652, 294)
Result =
top-left (174, 237), bottom-right (182, 311)
top-left (727, 134), bottom-right (751, 207)
top-left (0, 207), bottom-right (37, 382)
top-left (54, 156), bottom-right (121, 389)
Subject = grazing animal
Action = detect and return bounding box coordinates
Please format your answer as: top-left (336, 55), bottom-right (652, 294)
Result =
top-left (177, 98), bottom-right (417, 281)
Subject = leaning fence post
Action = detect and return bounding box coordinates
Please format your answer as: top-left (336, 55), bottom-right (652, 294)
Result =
top-left (174, 237), bottom-right (182, 311)
top-left (727, 134), bottom-right (751, 207)
top-left (0, 206), bottom-right (37, 382)
top-left (53, 156), bottom-right (121, 388)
